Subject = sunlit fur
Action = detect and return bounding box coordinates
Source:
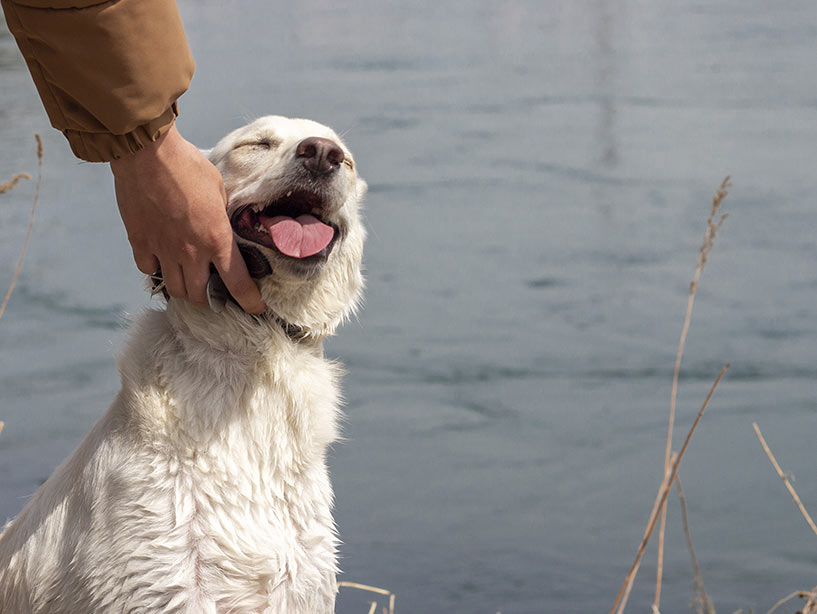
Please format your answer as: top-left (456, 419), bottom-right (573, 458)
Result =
top-left (0, 116), bottom-right (367, 613)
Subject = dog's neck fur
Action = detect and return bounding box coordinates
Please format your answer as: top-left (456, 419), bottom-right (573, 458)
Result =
top-left (120, 303), bottom-right (340, 466)
top-left (168, 299), bottom-right (326, 352)
top-left (125, 235), bottom-right (363, 451)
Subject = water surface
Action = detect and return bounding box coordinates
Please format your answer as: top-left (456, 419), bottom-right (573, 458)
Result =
top-left (2, 2), bottom-right (816, 612)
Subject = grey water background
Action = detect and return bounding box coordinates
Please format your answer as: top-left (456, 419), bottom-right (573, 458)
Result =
top-left (1, 0), bottom-right (816, 611)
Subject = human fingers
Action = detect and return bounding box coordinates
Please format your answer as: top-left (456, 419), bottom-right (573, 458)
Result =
top-left (161, 263), bottom-right (187, 299)
top-left (182, 261), bottom-right (210, 307)
top-left (131, 248), bottom-right (160, 277)
top-left (214, 240), bottom-right (266, 315)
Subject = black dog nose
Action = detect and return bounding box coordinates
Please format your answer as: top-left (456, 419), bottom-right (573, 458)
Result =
top-left (296, 137), bottom-right (345, 175)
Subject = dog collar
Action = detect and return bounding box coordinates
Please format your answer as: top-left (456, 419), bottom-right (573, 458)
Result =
top-left (150, 244), bottom-right (272, 303)
top-left (150, 260), bottom-right (314, 343)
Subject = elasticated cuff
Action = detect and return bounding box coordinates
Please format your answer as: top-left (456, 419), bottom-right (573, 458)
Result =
top-left (63, 103), bottom-right (179, 162)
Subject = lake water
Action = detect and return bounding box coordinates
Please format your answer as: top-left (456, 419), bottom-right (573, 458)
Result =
top-left (2, 1), bottom-right (817, 612)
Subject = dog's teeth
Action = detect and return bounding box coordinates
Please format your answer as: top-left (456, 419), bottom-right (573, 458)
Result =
top-left (286, 191), bottom-right (292, 197)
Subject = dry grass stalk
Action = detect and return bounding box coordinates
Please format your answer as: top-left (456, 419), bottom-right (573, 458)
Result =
top-left (617, 452), bottom-right (678, 614)
top-left (676, 476), bottom-right (715, 614)
top-left (754, 423), bottom-right (817, 614)
top-left (767, 586), bottom-right (817, 614)
top-left (610, 363), bottom-right (730, 614)
top-left (655, 176), bottom-right (731, 611)
top-left (0, 172), bottom-right (31, 194)
top-left (0, 134), bottom-right (43, 322)
top-left (752, 423), bottom-right (817, 539)
top-left (338, 581), bottom-right (396, 614)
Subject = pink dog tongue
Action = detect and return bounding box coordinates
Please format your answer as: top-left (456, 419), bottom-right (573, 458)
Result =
top-left (262, 214), bottom-right (334, 258)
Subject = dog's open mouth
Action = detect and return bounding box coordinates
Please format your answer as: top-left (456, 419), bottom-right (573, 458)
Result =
top-left (231, 191), bottom-right (339, 260)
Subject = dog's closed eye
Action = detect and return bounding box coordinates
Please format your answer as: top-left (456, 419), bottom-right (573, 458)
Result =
top-left (236, 138), bottom-right (281, 151)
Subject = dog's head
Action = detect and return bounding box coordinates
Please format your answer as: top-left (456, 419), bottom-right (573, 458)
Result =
top-left (207, 116), bottom-right (366, 337)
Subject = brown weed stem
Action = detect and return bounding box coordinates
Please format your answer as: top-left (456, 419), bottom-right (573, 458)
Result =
top-left (655, 176), bottom-right (730, 611)
top-left (611, 363), bottom-right (729, 614)
top-left (0, 134), bottom-right (43, 322)
top-left (753, 423), bottom-right (817, 539)
top-left (676, 476), bottom-right (715, 614)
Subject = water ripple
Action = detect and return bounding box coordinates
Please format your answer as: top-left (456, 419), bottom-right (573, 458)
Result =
top-left (14, 284), bottom-right (126, 330)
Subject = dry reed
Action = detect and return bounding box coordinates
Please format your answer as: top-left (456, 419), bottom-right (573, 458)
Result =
top-left (338, 581), bottom-right (396, 614)
top-left (752, 422), bottom-right (817, 539)
top-left (768, 586), bottom-right (817, 614)
top-left (611, 177), bottom-right (732, 614)
top-left (0, 172), bottom-right (31, 194)
top-left (754, 421), bottom-right (817, 614)
top-left (676, 476), bottom-right (715, 614)
top-left (610, 363), bottom-right (729, 614)
top-left (655, 176), bottom-right (730, 611)
top-left (0, 134), bottom-right (43, 322)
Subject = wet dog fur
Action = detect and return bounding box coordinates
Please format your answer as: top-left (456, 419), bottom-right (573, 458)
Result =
top-left (0, 116), bottom-right (367, 614)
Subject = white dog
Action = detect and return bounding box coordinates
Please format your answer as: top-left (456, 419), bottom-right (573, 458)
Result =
top-left (0, 116), bottom-right (367, 614)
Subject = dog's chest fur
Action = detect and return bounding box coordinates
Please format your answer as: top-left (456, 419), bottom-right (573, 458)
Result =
top-left (0, 309), bottom-right (342, 614)
top-left (126, 309), bottom-right (342, 613)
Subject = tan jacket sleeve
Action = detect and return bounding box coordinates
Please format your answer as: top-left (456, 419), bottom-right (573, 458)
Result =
top-left (1, 0), bottom-right (195, 162)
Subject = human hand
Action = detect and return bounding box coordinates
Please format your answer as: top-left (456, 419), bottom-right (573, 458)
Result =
top-left (110, 123), bottom-right (266, 314)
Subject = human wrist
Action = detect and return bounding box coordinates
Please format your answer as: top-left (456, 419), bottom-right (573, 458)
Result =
top-left (109, 122), bottom-right (179, 175)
